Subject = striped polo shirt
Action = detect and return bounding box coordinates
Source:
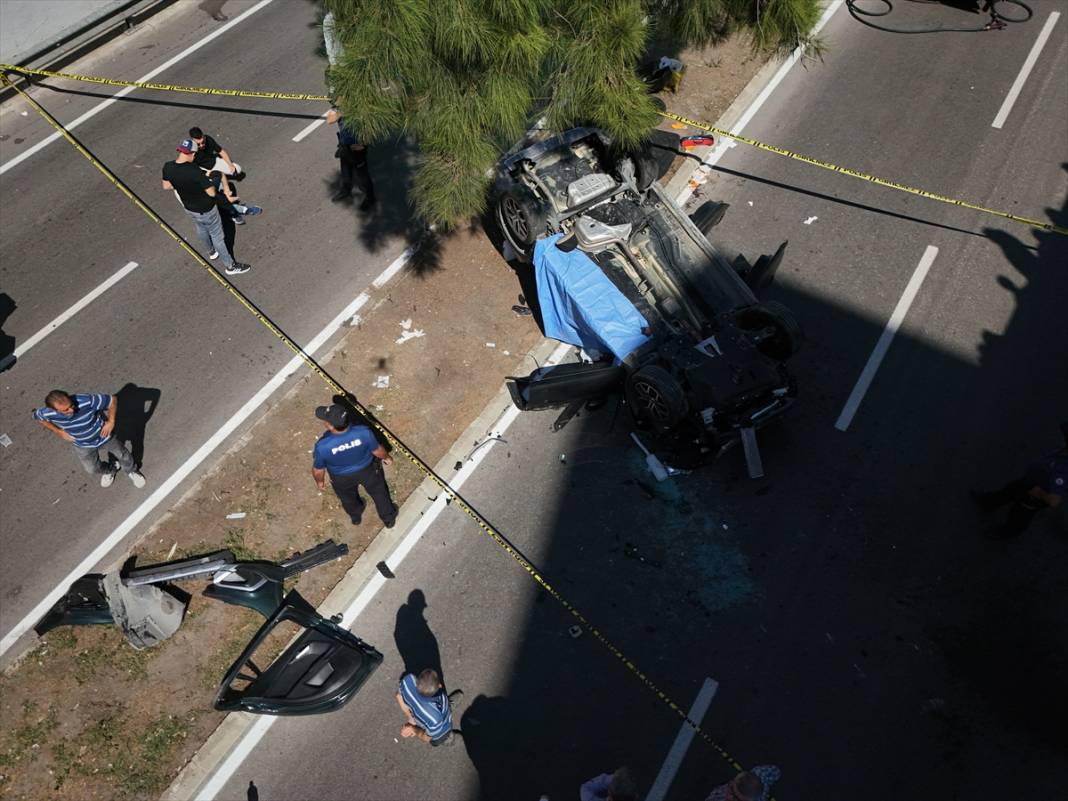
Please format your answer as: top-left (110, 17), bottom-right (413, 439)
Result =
top-left (398, 673), bottom-right (452, 741)
top-left (33, 393), bottom-right (112, 448)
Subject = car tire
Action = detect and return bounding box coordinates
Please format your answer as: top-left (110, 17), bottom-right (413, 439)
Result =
top-left (632, 147), bottom-right (661, 192)
top-left (625, 365), bottom-right (688, 432)
top-left (496, 189), bottom-right (548, 262)
top-left (736, 301), bottom-right (804, 361)
top-left (689, 200), bottom-right (729, 235)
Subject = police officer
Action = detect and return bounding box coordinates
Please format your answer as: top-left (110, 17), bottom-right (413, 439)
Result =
top-left (971, 422), bottom-right (1068, 538)
top-left (311, 403), bottom-right (397, 528)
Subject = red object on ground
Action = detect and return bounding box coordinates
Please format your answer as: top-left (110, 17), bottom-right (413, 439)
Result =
top-left (680, 135), bottom-right (715, 148)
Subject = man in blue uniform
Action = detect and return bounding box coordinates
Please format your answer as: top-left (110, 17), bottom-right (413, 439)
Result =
top-left (311, 403), bottom-right (397, 528)
top-left (972, 423), bottom-right (1068, 537)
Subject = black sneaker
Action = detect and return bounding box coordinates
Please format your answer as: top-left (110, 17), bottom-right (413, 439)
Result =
top-left (332, 190), bottom-right (352, 203)
top-left (225, 262), bottom-right (251, 275)
top-left (233, 215), bottom-right (246, 225)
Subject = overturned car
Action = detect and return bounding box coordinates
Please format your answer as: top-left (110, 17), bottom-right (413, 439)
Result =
top-left (494, 127), bottom-right (802, 472)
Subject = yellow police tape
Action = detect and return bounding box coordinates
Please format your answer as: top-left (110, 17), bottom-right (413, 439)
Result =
top-left (3, 62), bottom-right (1061, 236)
top-left (659, 110), bottom-right (1068, 236)
top-left (1, 63), bottom-right (331, 101)
top-left (1, 72), bottom-right (756, 783)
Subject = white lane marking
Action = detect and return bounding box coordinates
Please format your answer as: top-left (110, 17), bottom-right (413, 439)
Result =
top-left (0, 288), bottom-right (374, 659)
top-left (4, 261), bottom-right (138, 366)
top-left (645, 677), bottom-right (720, 801)
top-left (835, 246), bottom-right (938, 432)
top-left (292, 113), bottom-right (328, 143)
top-left (372, 242), bottom-right (420, 288)
top-left (0, 0), bottom-right (276, 176)
top-left (992, 12), bottom-right (1060, 129)
top-left (674, 0), bottom-right (844, 207)
top-left (195, 342), bottom-right (573, 800)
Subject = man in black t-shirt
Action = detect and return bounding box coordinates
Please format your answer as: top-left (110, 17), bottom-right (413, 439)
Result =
top-left (162, 138), bottom-right (250, 276)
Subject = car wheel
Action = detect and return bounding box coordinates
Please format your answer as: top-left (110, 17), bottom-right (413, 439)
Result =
top-left (496, 189), bottom-right (547, 262)
top-left (735, 300), bottom-right (804, 361)
top-left (689, 200), bottom-right (729, 235)
top-left (625, 365), bottom-right (688, 432)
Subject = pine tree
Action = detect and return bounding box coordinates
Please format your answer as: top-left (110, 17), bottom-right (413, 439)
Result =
top-left (325, 0), bottom-right (821, 226)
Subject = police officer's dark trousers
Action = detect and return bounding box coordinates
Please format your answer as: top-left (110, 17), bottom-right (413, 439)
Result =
top-left (330, 460), bottom-right (396, 526)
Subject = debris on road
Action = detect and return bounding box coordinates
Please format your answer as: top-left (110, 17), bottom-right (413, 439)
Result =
top-left (395, 319), bottom-right (425, 344)
top-left (373, 375), bottom-right (390, 389)
top-left (803, 216), bottom-right (818, 225)
top-left (225, 512), bottom-right (247, 520)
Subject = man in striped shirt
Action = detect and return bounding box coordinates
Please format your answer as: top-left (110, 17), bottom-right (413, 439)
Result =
top-left (394, 668), bottom-right (461, 746)
top-left (33, 390), bottom-right (146, 488)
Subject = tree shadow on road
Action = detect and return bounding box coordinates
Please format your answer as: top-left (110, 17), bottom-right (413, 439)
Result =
top-left (0, 293), bottom-right (16, 372)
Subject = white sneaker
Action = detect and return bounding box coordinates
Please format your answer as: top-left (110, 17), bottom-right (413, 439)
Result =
top-left (208, 251), bottom-right (219, 260)
top-left (100, 467), bottom-right (117, 487)
top-left (128, 470), bottom-right (146, 488)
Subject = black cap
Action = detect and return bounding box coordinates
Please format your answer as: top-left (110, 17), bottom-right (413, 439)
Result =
top-left (315, 403), bottom-right (349, 428)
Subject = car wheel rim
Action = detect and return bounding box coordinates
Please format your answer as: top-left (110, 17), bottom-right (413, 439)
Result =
top-left (502, 196), bottom-right (528, 241)
top-left (634, 381), bottom-right (670, 422)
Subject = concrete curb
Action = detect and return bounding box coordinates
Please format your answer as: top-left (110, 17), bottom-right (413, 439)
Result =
top-left (662, 0), bottom-right (839, 209)
top-left (162, 336), bottom-right (563, 801)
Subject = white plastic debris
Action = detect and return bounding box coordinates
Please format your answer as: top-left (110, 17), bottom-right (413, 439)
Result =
top-left (485, 342), bottom-right (496, 348)
top-left (395, 321), bottom-right (425, 345)
top-left (747, 201), bottom-right (754, 207)
top-left (166, 543), bottom-right (178, 560)
top-left (0, 434), bottom-right (11, 447)
top-left (803, 216), bottom-right (818, 225)
top-left (347, 314), bottom-right (362, 327)
top-left (226, 512), bottom-right (246, 520)
top-left (373, 375), bottom-right (390, 389)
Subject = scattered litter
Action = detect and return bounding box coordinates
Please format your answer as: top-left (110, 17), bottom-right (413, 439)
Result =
top-left (372, 375), bottom-right (390, 389)
top-left (568, 625), bottom-right (583, 638)
top-left (485, 342), bottom-right (496, 348)
top-left (722, 523), bottom-right (728, 530)
top-left (394, 738), bottom-right (399, 743)
top-left (803, 216), bottom-right (818, 225)
top-left (166, 543), bottom-right (177, 560)
top-left (511, 305), bottom-right (532, 317)
top-left (226, 512), bottom-right (246, 520)
top-left (454, 461), bottom-right (463, 471)
top-left (503, 350), bottom-right (510, 356)
top-left (376, 561), bottom-right (395, 579)
top-left (20, 110), bottom-right (28, 116)
top-left (52, 498), bottom-right (60, 505)
top-left (375, 405), bottom-right (384, 411)
top-left (624, 542), bottom-right (662, 567)
top-left (747, 201), bottom-right (753, 206)
top-left (681, 135), bottom-right (715, 148)
top-left (346, 314), bottom-right (362, 327)
top-left (0, 433), bottom-right (11, 447)
top-left (395, 319), bottom-right (425, 344)
top-left (559, 453), bottom-right (566, 463)
top-left (630, 432), bottom-right (669, 482)
top-left (670, 122), bottom-right (686, 129)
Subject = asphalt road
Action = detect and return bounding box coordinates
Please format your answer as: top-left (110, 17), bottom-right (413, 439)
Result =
top-left (0, 0), bottom-right (423, 659)
top-left (208, 2), bottom-right (1068, 799)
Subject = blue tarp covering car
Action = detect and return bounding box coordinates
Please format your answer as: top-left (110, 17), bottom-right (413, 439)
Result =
top-left (534, 234), bottom-right (651, 362)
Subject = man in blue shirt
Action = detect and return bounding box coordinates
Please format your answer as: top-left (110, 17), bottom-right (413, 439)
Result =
top-left (33, 390), bottom-right (146, 489)
top-left (326, 107), bottom-right (376, 210)
top-left (311, 403), bottom-right (396, 527)
top-left (394, 668), bottom-right (461, 746)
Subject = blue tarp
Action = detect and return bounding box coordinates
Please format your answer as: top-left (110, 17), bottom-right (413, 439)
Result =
top-left (534, 234), bottom-right (651, 361)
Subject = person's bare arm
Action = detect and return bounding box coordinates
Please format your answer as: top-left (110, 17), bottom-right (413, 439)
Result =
top-left (326, 108), bottom-right (341, 125)
top-left (100, 396), bottom-right (117, 438)
top-left (1029, 485), bottom-right (1063, 508)
top-left (162, 180), bottom-right (174, 190)
top-left (218, 147), bottom-right (236, 172)
top-left (35, 418), bottom-right (73, 442)
top-left (372, 445), bottom-right (393, 466)
top-left (312, 466), bottom-right (327, 491)
top-left (400, 723), bottom-right (431, 742)
top-left (395, 692), bottom-right (416, 724)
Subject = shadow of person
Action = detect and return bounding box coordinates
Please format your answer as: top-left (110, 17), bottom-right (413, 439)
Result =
top-left (393, 589), bottom-right (443, 684)
top-left (460, 695), bottom-right (534, 800)
top-left (0, 293), bottom-right (16, 372)
top-left (113, 384), bottom-right (162, 468)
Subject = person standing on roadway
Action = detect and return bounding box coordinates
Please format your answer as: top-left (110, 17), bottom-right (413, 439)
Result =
top-left (33, 390), bottom-right (146, 488)
top-left (311, 403), bottom-right (397, 528)
top-left (704, 766), bottom-right (780, 801)
top-left (162, 138), bottom-right (251, 276)
top-left (325, 107), bottom-right (376, 210)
